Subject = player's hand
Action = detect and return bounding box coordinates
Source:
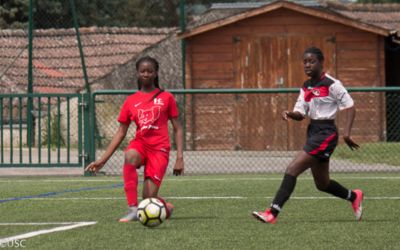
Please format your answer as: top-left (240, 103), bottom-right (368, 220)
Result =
top-left (85, 160), bottom-right (105, 174)
top-left (282, 110), bottom-right (290, 121)
top-left (343, 136), bottom-right (360, 150)
top-left (173, 157), bottom-right (184, 176)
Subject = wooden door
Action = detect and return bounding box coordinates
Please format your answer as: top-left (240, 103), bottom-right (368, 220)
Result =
top-left (233, 36), bottom-right (288, 150)
top-left (234, 35), bottom-right (336, 151)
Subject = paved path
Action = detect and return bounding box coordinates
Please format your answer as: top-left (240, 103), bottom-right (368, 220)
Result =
top-left (1, 149), bottom-right (398, 176)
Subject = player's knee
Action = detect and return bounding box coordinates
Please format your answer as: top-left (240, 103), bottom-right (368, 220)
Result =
top-left (315, 181), bottom-right (329, 191)
top-left (124, 151), bottom-right (141, 167)
top-left (285, 164), bottom-right (301, 177)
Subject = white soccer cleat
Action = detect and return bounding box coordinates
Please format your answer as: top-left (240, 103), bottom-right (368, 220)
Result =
top-left (119, 206), bottom-right (138, 222)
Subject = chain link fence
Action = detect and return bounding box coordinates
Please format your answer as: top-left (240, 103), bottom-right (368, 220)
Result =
top-left (93, 89), bottom-right (400, 175)
top-left (1, 1), bottom-right (400, 175)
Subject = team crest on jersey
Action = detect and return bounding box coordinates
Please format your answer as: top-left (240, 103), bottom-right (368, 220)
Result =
top-left (154, 98), bottom-right (164, 105)
top-left (138, 106), bottom-right (161, 126)
top-left (311, 89), bottom-right (320, 96)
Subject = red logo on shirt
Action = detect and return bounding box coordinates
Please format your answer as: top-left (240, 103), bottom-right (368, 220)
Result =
top-left (311, 89), bottom-right (320, 96)
top-left (304, 86), bottom-right (329, 102)
top-left (138, 106), bottom-right (161, 126)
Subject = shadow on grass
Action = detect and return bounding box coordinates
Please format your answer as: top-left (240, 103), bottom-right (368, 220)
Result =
top-left (284, 218), bottom-right (398, 223)
top-left (170, 216), bottom-right (217, 221)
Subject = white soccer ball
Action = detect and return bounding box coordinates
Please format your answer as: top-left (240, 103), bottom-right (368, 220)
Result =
top-left (137, 198), bottom-right (167, 227)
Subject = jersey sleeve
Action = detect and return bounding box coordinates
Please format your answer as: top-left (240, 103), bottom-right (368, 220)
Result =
top-left (168, 94), bottom-right (179, 119)
top-left (117, 97), bottom-right (131, 125)
top-left (293, 88), bottom-right (308, 116)
top-left (330, 81), bottom-right (354, 110)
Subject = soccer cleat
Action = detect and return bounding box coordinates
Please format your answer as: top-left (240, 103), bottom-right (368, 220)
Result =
top-left (252, 209), bottom-right (277, 224)
top-left (166, 202), bottom-right (174, 219)
top-left (351, 189), bottom-right (363, 221)
top-left (119, 206), bottom-right (139, 222)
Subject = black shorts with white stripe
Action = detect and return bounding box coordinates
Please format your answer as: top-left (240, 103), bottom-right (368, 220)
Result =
top-left (303, 120), bottom-right (338, 162)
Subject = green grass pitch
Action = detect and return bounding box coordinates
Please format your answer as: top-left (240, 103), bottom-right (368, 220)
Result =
top-left (1, 173), bottom-right (399, 249)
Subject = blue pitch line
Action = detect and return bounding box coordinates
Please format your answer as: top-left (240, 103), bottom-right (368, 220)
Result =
top-left (0, 183), bottom-right (124, 204)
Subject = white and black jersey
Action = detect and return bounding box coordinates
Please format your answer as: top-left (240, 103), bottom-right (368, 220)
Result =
top-left (294, 73), bottom-right (354, 161)
top-left (293, 73), bottom-right (354, 120)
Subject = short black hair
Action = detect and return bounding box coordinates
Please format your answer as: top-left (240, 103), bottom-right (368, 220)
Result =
top-left (304, 47), bottom-right (324, 62)
top-left (135, 56), bottom-right (160, 89)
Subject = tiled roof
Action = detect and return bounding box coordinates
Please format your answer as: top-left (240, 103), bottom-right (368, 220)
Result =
top-left (326, 2), bottom-right (400, 33)
top-left (210, 0), bottom-right (328, 9)
top-left (188, 0), bottom-right (327, 29)
top-left (188, 8), bottom-right (246, 29)
top-left (210, 2), bottom-right (269, 9)
top-left (0, 27), bottom-right (175, 93)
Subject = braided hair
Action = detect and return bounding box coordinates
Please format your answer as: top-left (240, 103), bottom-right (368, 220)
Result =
top-left (304, 47), bottom-right (324, 62)
top-left (135, 56), bottom-right (160, 90)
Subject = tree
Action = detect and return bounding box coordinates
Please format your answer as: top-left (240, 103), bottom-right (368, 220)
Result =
top-left (34, 0), bottom-right (70, 28)
top-left (0, 0), bottom-right (29, 29)
top-left (0, 0), bottom-right (274, 29)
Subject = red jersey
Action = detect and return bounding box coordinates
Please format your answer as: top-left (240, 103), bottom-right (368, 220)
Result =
top-left (118, 89), bottom-right (179, 151)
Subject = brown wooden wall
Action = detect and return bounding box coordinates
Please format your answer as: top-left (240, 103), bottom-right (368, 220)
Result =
top-left (185, 8), bottom-right (386, 150)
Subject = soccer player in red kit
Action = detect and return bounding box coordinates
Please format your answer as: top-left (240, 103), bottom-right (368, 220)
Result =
top-left (86, 56), bottom-right (184, 222)
top-left (252, 47), bottom-right (363, 224)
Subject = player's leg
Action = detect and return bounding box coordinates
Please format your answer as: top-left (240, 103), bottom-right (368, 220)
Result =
top-left (311, 161), bottom-right (363, 220)
top-left (142, 177), bottom-right (159, 198)
top-left (253, 150), bottom-right (315, 223)
top-left (142, 150), bottom-right (173, 218)
top-left (271, 151), bottom-right (315, 213)
top-left (142, 178), bottom-right (174, 219)
top-left (119, 147), bottom-right (143, 222)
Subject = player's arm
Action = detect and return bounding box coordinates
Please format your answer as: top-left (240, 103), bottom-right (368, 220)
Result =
top-left (282, 88), bottom-right (307, 121)
top-left (282, 111), bottom-right (305, 121)
top-left (334, 82), bottom-right (359, 150)
top-left (340, 106), bottom-right (359, 150)
top-left (171, 118), bottom-right (184, 176)
top-left (85, 123), bottom-right (129, 173)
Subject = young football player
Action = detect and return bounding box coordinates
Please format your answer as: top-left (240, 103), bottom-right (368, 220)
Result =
top-left (252, 47), bottom-right (362, 224)
top-left (86, 56), bottom-right (184, 222)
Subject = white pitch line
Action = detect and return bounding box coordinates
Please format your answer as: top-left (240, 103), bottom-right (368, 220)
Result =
top-left (166, 176), bottom-right (400, 181)
top-left (362, 197), bottom-right (400, 200)
top-left (0, 179), bottom-right (122, 183)
top-left (14, 196), bottom-right (400, 200)
top-left (0, 221), bottom-right (97, 245)
top-left (0, 222), bottom-right (93, 226)
top-left (21, 197), bottom-right (126, 200)
top-left (0, 176), bottom-right (400, 183)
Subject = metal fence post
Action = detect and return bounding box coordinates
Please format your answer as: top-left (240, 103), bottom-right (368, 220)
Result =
top-left (27, 0), bottom-right (34, 150)
top-left (69, 0), bottom-right (90, 93)
top-left (180, 0), bottom-right (187, 150)
top-left (82, 92), bottom-right (92, 175)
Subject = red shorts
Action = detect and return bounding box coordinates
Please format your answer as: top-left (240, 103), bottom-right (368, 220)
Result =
top-left (125, 140), bottom-right (169, 187)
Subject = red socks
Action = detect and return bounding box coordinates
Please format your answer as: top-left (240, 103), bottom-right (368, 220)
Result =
top-left (157, 197), bottom-right (171, 218)
top-left (123, 163), bottom-right (138, 207)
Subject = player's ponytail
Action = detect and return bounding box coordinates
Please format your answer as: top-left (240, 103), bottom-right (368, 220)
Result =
top-left (154, 75), bottom-right (160, 89)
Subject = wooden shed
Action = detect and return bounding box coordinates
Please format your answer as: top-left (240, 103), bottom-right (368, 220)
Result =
top-left (179, 0), bottom-right (400, 151)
